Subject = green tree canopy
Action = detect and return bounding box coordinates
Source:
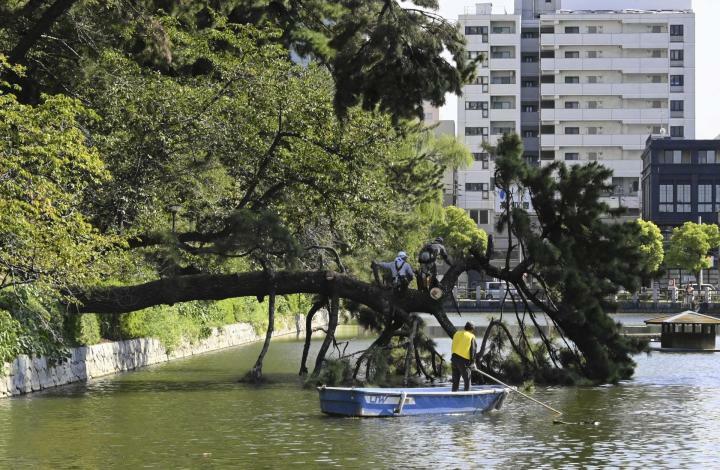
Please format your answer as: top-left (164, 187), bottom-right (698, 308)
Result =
top-left (431, 206), bottom-right (488, 257)
top-left (633, 218), bottom-right (664, 275)
top-left (0, 56), bottom-right (115, 295)
top-left (665, 222), bottom-right (720, 280)
top-left (1, 0), bottom-right (476, 120)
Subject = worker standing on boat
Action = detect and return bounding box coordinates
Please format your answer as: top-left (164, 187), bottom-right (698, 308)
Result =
top-left (451, 321), bottom-right (477, 392)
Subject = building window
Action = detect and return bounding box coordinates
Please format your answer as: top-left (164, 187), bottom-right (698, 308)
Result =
top-left (670, 126), bottom-right (684, 138)
top-left (540, 100), bottom-right (555, 109)
top-left (565, 101), bottom-right (579, 109)
top-left (659, 184), bottom-right (673, 212)
top-left (540, 150), bottom-right (555, 160)
top-left (521, 31), bottom-right (539, 39)
top-left (465, 127), bottom-right (488, 136)
top-left (587, 51), bottom-right (598, 58)
top-left (522, 54), bottom-right (538, 63)
top-left (469, 209), bottom-right (490, 225)
top-left (522, 103), bottom-right (537, 112)
top-left (541, 75), bottom-right (555, 84)
top-left (588, 101), bottom-right (599, 109)
top-left (670, 75), bottom-right (684, 86)
top-left (522, 79), bottom-right (538, 88)
top-left (587, 76), bottom-right (599, 84)
top-left (670, 50), bottom-right (684, 61)
top-left (659, 150), bottom-right (674, 164)
top-left (699, 184), bottom-right (713, 212)
top-left (466, 101), bottom-right (488, 111)
top-left (467, 51), bottom-right (483, 60)
top-left (587, 127), bottom-right (599, 135)
top-left (540, 50), bottom-right (555, 59)
top-left (698, 150), bottom-right (717, 164)
top-left (587, 26), bottom-right (597, 34)
top-left (564, 152), bottom-right (579, 161)
top-left (564, 51), bottom-right (580, 58)
top-left (564, 26), bottom-right (580, 34)
top-left (565, 76), bottom-right (580, 84)
top-left (465, 26), bottom-right (488, 36)
top-left (666, 150), bottom-right (691, 164)
top-left (465, 183), bottom-right (487, 192)
top-left (540, 125), bottom-right (555, 134)
top-left (676, 184), bottom-right (691, 212)
top-left (670, 24), bottom-right (684, 37)
top-left (540, 26), bottom-right (554, 34)
top-left (564, 127), bottom-right (580, 135)
top-left (671, 100), bottom-right (684, 111)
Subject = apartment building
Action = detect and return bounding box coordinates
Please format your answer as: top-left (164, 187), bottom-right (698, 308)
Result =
top-left (455, 0), bottom-right (695, 235)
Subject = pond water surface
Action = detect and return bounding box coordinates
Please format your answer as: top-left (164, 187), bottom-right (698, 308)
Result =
top-left (1, 317), bottom-right (719, 468)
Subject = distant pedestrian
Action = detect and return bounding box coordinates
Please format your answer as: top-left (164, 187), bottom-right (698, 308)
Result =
top-left (451, 321), bottom-right (477, 392)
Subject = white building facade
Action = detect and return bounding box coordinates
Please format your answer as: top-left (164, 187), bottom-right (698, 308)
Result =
top-left (455, 0), bottom-right (695, 232)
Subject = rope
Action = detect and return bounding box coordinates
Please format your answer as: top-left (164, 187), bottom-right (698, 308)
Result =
top-left (475, 368), bottom-right (563, 417)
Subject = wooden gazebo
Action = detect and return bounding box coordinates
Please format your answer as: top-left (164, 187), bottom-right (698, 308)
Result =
top-left (645, 311), bottom-right (720, 350)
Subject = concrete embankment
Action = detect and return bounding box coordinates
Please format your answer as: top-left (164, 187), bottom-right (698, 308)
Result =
top-left (1, 312), bottom-right (327, 398)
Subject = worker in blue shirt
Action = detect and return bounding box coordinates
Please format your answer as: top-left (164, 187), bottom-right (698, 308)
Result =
top-left (372, 251), bottom-right (415, 292)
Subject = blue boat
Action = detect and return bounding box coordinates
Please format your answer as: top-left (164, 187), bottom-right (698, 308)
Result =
top-left (317, 385), bottom-right (509, 417)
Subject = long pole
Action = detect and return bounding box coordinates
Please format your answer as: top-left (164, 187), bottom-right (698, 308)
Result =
top-left (476, 368), bottom-right (562, 416)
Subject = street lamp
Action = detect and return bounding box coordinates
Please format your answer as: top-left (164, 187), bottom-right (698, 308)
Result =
top-left (167, 204), bottom-right (182, 233)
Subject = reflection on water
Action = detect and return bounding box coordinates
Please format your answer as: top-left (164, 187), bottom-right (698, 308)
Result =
top-left (1, 321), bottom-right (720, 468)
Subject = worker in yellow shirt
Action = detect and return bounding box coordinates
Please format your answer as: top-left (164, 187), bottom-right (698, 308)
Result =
top-left (451, 321), bottom-right (477, 392)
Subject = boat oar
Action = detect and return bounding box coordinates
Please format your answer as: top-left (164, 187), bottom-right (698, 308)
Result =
top-left (475, 368), bottom-right (564, 420)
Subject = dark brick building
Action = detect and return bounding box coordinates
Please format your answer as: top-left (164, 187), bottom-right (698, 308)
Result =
top-left (641, 136), bottom-right (720, 229)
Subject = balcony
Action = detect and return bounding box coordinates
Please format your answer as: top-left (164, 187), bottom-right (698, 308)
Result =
top-left (521, 61), bottom-right (539, 75)
top-left (523, 137), bottom-right (539, 152)
top-left (489, 83), bottom-right (519, 96)
top-left (490, 58), bottom-right (519, 70)
top-left (521, 86), bottom-right (539, 101)
top-left (540, 107), bottom-right (669, 123)
top-left (521, 37), bottom-right (539, 51)
top-left (540, 33), bottom-right (669, 48)
top-left (490, 34), bottom-right (519, 46)
top-left (489, 108), bottom-right (519, 121)
top-left (541, 58), bottom-right (669, 73)
top-left (540, 133), bottom-right (648, 149)
top-left (540, 82), bottom-right (669, 98)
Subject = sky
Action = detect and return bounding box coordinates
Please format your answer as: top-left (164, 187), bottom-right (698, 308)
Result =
top-left (435, 0), bottom-right (720, 139)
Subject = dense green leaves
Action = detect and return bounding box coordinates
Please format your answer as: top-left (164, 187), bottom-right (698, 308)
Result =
top-left (0, 62), bottom-right (116, 295)
top-left (666, 222), bottom-right (720, 280)
top-left (432, 206), bottom-right (488, 257)
top-left (483, 133), bottom-right (665, 383)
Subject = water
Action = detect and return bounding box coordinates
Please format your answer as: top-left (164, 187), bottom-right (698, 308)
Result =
top-left (1, 322), bottom-right (720, 468)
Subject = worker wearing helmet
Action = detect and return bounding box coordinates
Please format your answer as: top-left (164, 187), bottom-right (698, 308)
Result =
top-left (417, 237), bottom-right (451, 292)
top-left (371, 251), bottom-right (415, 292)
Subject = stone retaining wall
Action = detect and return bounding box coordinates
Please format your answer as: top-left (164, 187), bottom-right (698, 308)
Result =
top-left (0, 312), bottom-right (327, 398)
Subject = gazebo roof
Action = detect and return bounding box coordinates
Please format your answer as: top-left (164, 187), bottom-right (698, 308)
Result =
top-left (645, 311), bottom-right (720, 325)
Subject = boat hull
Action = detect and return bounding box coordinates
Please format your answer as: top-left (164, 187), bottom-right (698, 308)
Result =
top-left (318, 386), bottom-right (509, 417)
